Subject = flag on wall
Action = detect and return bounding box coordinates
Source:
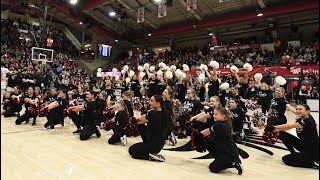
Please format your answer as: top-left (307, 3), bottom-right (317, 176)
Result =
top-left (187, 0), bottom-right (197, 11)
top-left (158, 2), bottom-right (167, 18)
top-left (137, 7), bottom-right (144, 23)
top-left (211, 32), bottom-right (218, 46)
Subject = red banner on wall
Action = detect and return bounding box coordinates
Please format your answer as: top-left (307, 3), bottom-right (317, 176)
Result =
top-left (212, 43), bottom-right (261, 52)
top-left (188, 66), bottom-right (319, 77)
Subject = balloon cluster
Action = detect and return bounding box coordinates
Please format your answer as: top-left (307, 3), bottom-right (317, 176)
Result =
top-left (267, 109), bottom-right (279, 118)
top-left (252, 112), bottom-right (267, 128)
top-left (127, 117), bottom-right (140, 137)
top-left (262, 124), bottom-right (279, 144)
top-left (245, 100), bottom-right (258, 111)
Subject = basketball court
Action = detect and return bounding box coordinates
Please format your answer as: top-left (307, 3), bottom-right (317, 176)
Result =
top-left (1, 109), bottom-right (319, 180)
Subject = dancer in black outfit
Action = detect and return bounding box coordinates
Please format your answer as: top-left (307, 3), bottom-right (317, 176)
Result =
top-left (15, 86), bottom-right (38, 125)
top-left (129, 95), bottom-right (168, 162)
top-left (256, 82), bottom-right (273, 114)
top-left (162, 87), bottom-right (177, 146)
top-left (274, 104), bottom-right (319, 169)
top-left (267, 87), bottom-right (296, 126)
top-left (44, 89), bottom-right (69, 129)
top-left (201, 107), bottom-right (243, 174)
top-left (206, 69), bottom-right (220, 98)
top-left (70, 89), bottom-right (86, 134)
top-left (2, 86), bottom-right (22, 117)
top-left (68, 91), bottom-right (101, 141)
top-left (122, 91), bottom-right (134, 117)
top-left (105, 101), bottom-right (129, 146)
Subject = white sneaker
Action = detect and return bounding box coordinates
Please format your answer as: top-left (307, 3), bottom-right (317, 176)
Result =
top-left (168, 132), bottom-right (177, 146)
top-left (120, 135), bottom-right (127, 146)
top-left (313, 161), bottom-right (319, 169)
top-left (149, 153), bottom-right (165, 162)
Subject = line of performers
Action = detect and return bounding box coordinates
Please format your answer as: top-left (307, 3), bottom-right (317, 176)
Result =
top-left (2, 73), bottom-right (319, 175)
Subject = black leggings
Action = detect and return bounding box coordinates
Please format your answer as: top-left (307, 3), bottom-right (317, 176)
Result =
top-left (261, 105), bottom-right (270, 114)
top-left (15, 112), bottom-right (36, 125)
top-left (71, 115), bottom-right (84, 129)
top-left (44, 111), bottom-right (64, 128)
top-left (129, 124), bottom-right (165, 160)
top-left (3, 107), bottom-right (21, 117)
top-left (108, 130), bottom-right (126, 144)
top-left (280, 132), bottom-right (318, 168)
top-left (80, 123), bottom-right (99, 141)
top-left (267, 116), bottom-right (287, 126)
top-left (206, 141), bottom-right (241, 173)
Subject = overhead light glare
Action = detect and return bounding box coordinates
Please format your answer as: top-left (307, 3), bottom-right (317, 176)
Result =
top-left (257, 11), bottom-right (263, 17)
top-left (109, 12), bottom-right (116, 16)
top-left (70, 0), bottom-right (78, 5)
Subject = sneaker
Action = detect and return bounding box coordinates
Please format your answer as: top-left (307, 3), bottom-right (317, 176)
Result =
top-left (32, 121), bottom-right (36, 126)
top-left (177, 133), bottom-right (187, 139)
top-left (44, 126), bottom-right (51, 130)
top-left (313, 161), bottom-right (319, 169)
top-left (234, 162), bottom-right (244, 175)
top-left (50, 125), bottom-right (55, 129)
top-left (95, 126), bottom-right (101, 138)
top-left (73, 129), bottom-right (82, 134)
top-left (168, 131), bottom-right (177, 146)
top-left (120, 135), bottom-right (127, 146)
top-left (149, 153), bottom-right (165, 162)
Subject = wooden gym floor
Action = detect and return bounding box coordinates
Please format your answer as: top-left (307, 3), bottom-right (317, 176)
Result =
top-left (1, 108), bottom-right (319, 180)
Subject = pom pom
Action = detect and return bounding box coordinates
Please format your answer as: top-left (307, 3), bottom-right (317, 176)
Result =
top-left (126, 77), bottom-right (131, 83)
top-left (199, 64), bottom-right (208, 71)
top-left (191, 127), bottom-right (209, 153)
top-left (149, 66), bottom-right (155, 72)
top-left (209, 61), bottom-right (219, 70)
top-left (3, 99), bottom-right (11, 110)
top-left (243, 63), bottom-right (253, 72)
top-left (181, 72), bottom-right (187, 80)
top-left (27, 105), bottom-right (38, 116)
top-left (103, 108), bottom-right (115, 120)
top-left (159, 62), bottom-right (166, 68)
top-left (132, 97), bottom-right (143, 110)
top-left (156, 70), bottom-right (163, 77)
top-left (182, 64), bottom-right (189, 72)
top-left (127, 117), bottom-right (140, 137)
top-left (230, 65), bottom-right (239, 73)
top-left (165, 71), bottom-right (173, 79)
top-left (198, 73), bottom-right (205, 82)
top-left (38, 106), bottom-right (50, 117)
top-left (129, 70), bottom-right (135, 78)
top-left (286, 55), bottom-right (290, 59)
top-left (254, 73), bottom-right (263, 81)
top-left (103, 119), bottom-right (116, 131)
top-left (170, 65), bottom-right (177, 72)
top-left (138, 66), bottom-right (144, 72)
top-left (123, 65), bottom-right (129, 72)
top-left (144, 63), bottom-right (149, 70)
top-left (121, 69), bottom-right (126, 75)
top-left (274, 76), bottom-right (286, 85)
top-left (97, 68), bottom-right (102, 72)
top-left (226, 64), bottom-right (230, 68)
top-left (175, 69), bottom-right (182, 77)
top-left (115, 76), bottom-right (119, 81)
top-left (139, 72), bottom-right (146, 79)
top-left (112, 68), bottom-right (118, 73)
top-left (219, 82), bottom-right (230, 91)
top-left (245, 100), bottom-right (258, 111)
top-left (252, 112), bottom-right (267, 128)
top-left (267, 109), bottom-right (279, 118)
top-left (165, 65), bottom-right (170, 71)
top-left (262, 124), bottom-right (279, 144)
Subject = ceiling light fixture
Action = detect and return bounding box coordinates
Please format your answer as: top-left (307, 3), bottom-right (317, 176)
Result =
top-left (69, 0), bottom-right (78, 5)
top-left (257, 11), bottom-right (263, 17)
top-left (209, 33), bottom-right (213, 36)
top-left (154, 0), bottom-right (162, 2)
top-left (79, 22), bottom-right (83, 24)
top-left (109, 12), bottom-right (116, 16)
top-left (159, 49), bottom-right (163, 50)
top-left (148, 33), bottom-right (152, 36)
top-left (115, 39), bottom-right (118, 42)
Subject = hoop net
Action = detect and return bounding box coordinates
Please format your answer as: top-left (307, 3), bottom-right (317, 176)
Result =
top-left (39, 58), bottom-right (48, 65)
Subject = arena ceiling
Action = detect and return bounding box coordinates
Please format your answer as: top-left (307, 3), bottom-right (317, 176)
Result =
top-left (1, 0), bottom-right (319, 45)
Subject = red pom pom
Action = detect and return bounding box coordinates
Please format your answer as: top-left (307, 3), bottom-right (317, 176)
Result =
top-left (103, 108), bottom-right (115, 119)
top-left (38, 106), bottom-right (50, 117)
top-left (127, 117), bottom-right (140, 137)
top-left (27, 105), bottom-right (38, 116)
top-left (262, 124), bottom-right (279, 144)
top-left (190, 128), bottom-right (209, 153)
top-left (103, 119), bottom-right (116, 131)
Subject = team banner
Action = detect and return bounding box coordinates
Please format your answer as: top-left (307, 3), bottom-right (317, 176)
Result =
top-left (187, 0), bottom-right (197, 11)
top-left (212, 44), bottom-right (260, 52)
top-left (187, 66), bottom-right (319, 77)
top-left (137, 7), bottom-right (144, 23)
top-left (158, 2), bottom-right (167, 18)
